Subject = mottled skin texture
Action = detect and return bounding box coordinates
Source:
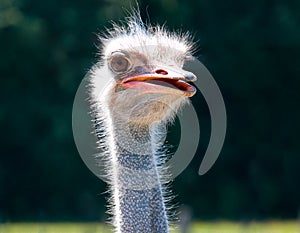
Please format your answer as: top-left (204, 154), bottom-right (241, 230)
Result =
top-left (90, 16), bottom-right (196, 233)
top-left (115, 128), bottom-right (168, 233)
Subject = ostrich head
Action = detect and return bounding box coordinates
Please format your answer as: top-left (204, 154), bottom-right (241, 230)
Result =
top-left (91, 17), bottom-right (197, 127)
top-left (88, 15), bottom-right (198, 232)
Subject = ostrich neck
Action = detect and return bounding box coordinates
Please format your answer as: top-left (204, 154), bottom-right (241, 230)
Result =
top-left (109, 116), bottom-right (169, 233)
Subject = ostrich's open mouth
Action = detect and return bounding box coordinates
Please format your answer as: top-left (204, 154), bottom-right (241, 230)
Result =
top-left (119, 74), bottom-right (197, 97)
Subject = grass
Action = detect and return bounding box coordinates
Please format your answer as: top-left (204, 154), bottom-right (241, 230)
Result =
top-left (0, 221), bottom-right (299, 233)
top-left (190, 221), bottom-right (299, 233)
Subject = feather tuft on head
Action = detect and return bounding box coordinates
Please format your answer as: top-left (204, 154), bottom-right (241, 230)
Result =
top-left (97, 12), bottom-right (195, 66)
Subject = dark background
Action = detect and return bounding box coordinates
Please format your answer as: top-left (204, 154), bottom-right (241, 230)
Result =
top-left (1, 0), bottom-right (299, 222)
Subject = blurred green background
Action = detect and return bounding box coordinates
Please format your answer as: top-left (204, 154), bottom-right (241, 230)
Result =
top-left (0, 0), bottom-right (299, 223)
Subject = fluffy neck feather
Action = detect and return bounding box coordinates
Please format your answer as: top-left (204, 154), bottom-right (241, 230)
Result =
top-left (98, 98), bottom-right (169, 232)
top-left (90, 74), bottom-right (188, 232)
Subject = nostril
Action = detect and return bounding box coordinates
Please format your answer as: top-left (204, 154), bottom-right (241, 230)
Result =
top-left (155, 69), bottom-right (168, 75)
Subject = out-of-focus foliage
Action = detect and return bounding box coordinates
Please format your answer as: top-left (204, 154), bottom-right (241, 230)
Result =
top-left (0, 0), bottom-right (299, 222)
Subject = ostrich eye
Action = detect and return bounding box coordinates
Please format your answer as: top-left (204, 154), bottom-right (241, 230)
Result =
top-left (109, 52), bottom-right (132, 73)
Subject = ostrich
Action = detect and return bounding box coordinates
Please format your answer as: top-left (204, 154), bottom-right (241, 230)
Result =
top-left (90, 15), bottom-right (197, 233)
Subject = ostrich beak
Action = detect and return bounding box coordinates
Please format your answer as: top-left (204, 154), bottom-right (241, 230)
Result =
top-left (119, 68), bottom-right (197, 97)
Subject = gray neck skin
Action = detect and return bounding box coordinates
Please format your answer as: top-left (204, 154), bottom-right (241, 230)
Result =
top-left (111, 120), bottom-right (169, 233)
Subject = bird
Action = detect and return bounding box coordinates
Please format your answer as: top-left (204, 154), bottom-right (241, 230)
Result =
top-left (89, 13), bottom-right (197, 233)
